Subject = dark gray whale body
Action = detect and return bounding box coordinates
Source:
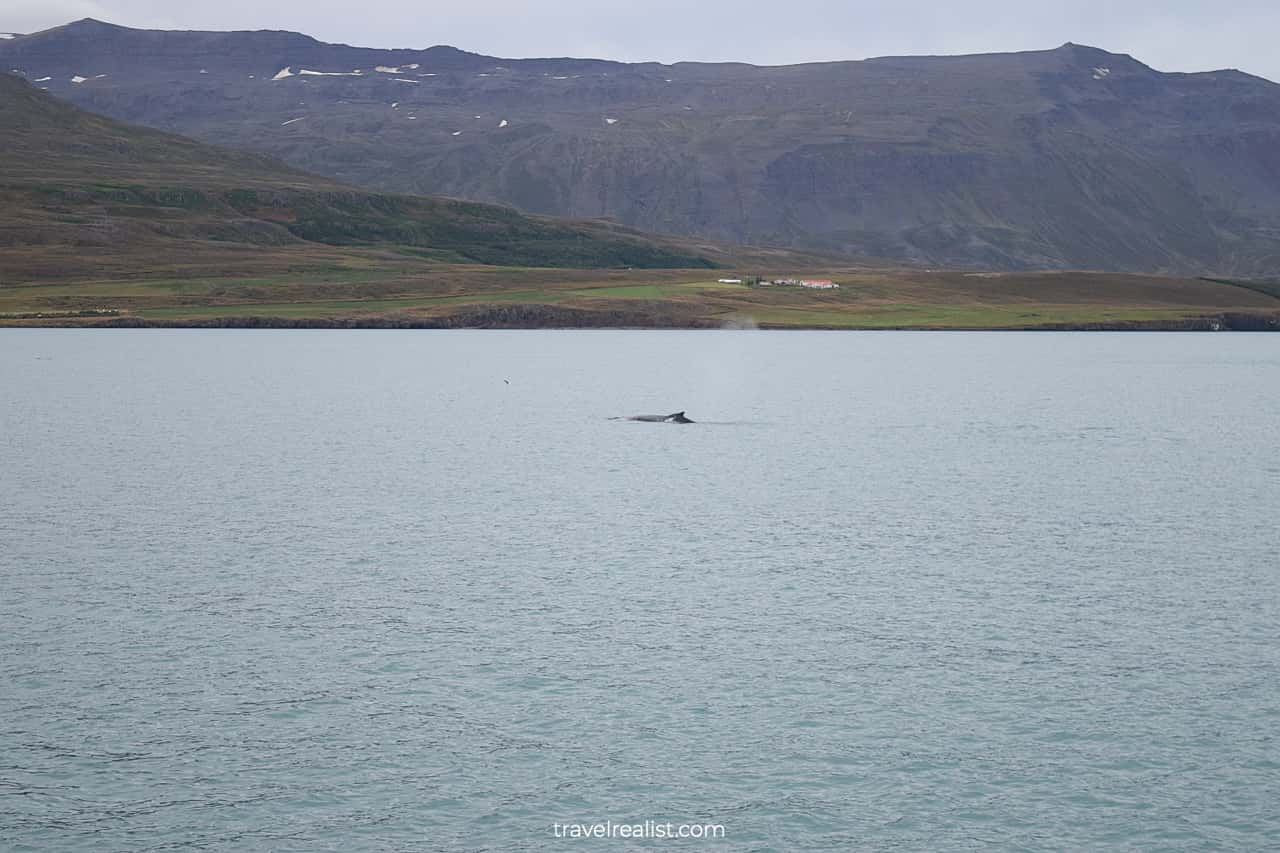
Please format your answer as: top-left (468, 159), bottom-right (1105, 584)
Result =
top-left (612, 411), bottom-right (695, 424)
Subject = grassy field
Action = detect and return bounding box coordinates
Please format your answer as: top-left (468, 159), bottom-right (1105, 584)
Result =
top-left (4, 262), bottom-right (1278, 329)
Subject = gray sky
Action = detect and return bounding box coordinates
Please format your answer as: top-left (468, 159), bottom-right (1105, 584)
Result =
top-left (5, 0), bottom-right (1279, 83)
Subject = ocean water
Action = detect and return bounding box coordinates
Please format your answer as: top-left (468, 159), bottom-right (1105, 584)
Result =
top-left (1, 329), bottom-right (1278, 852)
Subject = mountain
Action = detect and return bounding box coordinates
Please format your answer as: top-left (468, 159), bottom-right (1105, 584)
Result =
top-left (5, 19), bottom-right (1280, 274)
top-left (0, 70), bottom-right (721, 274)
top-left (3, 70), bottom-right (1277, 330)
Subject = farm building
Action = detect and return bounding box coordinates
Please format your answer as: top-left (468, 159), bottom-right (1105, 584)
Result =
top-left (755, 278), bottom-right (840, 289)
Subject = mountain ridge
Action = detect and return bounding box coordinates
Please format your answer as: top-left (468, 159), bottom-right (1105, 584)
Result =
top-left (13, 20), bottom-right (1270, 79)
top-left (5, 20), bottom-right (1280, 274)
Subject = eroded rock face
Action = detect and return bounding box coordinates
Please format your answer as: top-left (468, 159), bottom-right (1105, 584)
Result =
top-left (8, 20), bottom-right (1280, 274)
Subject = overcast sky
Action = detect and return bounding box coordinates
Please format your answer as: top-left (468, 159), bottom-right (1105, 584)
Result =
top-left (5, 0), bottom-right (1278, 82)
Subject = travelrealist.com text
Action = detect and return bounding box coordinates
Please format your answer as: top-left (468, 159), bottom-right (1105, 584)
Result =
top-left (552, 820), bottom-right (726, 840)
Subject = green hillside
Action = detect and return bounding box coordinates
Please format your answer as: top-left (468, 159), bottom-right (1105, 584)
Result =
top-left (0, 72), bottom-right (717, 272)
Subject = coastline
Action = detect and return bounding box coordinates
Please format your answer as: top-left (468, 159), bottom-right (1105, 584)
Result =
top-left (4, 308), bottom-right (1277, 331)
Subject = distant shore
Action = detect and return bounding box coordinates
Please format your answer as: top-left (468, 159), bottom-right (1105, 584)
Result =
top-left (4, 270), bottom-right (1278, 331)
top-left (5, 307), bottom-right (1276, 331)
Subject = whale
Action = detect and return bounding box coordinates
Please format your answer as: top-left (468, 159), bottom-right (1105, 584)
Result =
top-left (611, 411), bottom-right (695, 424)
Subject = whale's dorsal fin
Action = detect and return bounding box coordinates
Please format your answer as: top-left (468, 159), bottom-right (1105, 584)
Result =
top-left (669, 411), bottom-right (685, 419)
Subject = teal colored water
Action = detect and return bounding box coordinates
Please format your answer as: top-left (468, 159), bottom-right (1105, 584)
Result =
top-left (2, 330), bottom-right (1278, 851)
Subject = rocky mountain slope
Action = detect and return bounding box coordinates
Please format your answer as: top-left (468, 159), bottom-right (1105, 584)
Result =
top-left (5, 19), bottom-right (1280, 273)
top-left (0, 71), bottom-right (720, 273)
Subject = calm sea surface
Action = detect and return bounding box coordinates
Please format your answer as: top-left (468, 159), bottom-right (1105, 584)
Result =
top-left (2, 330), bottom-right (1278, 851)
